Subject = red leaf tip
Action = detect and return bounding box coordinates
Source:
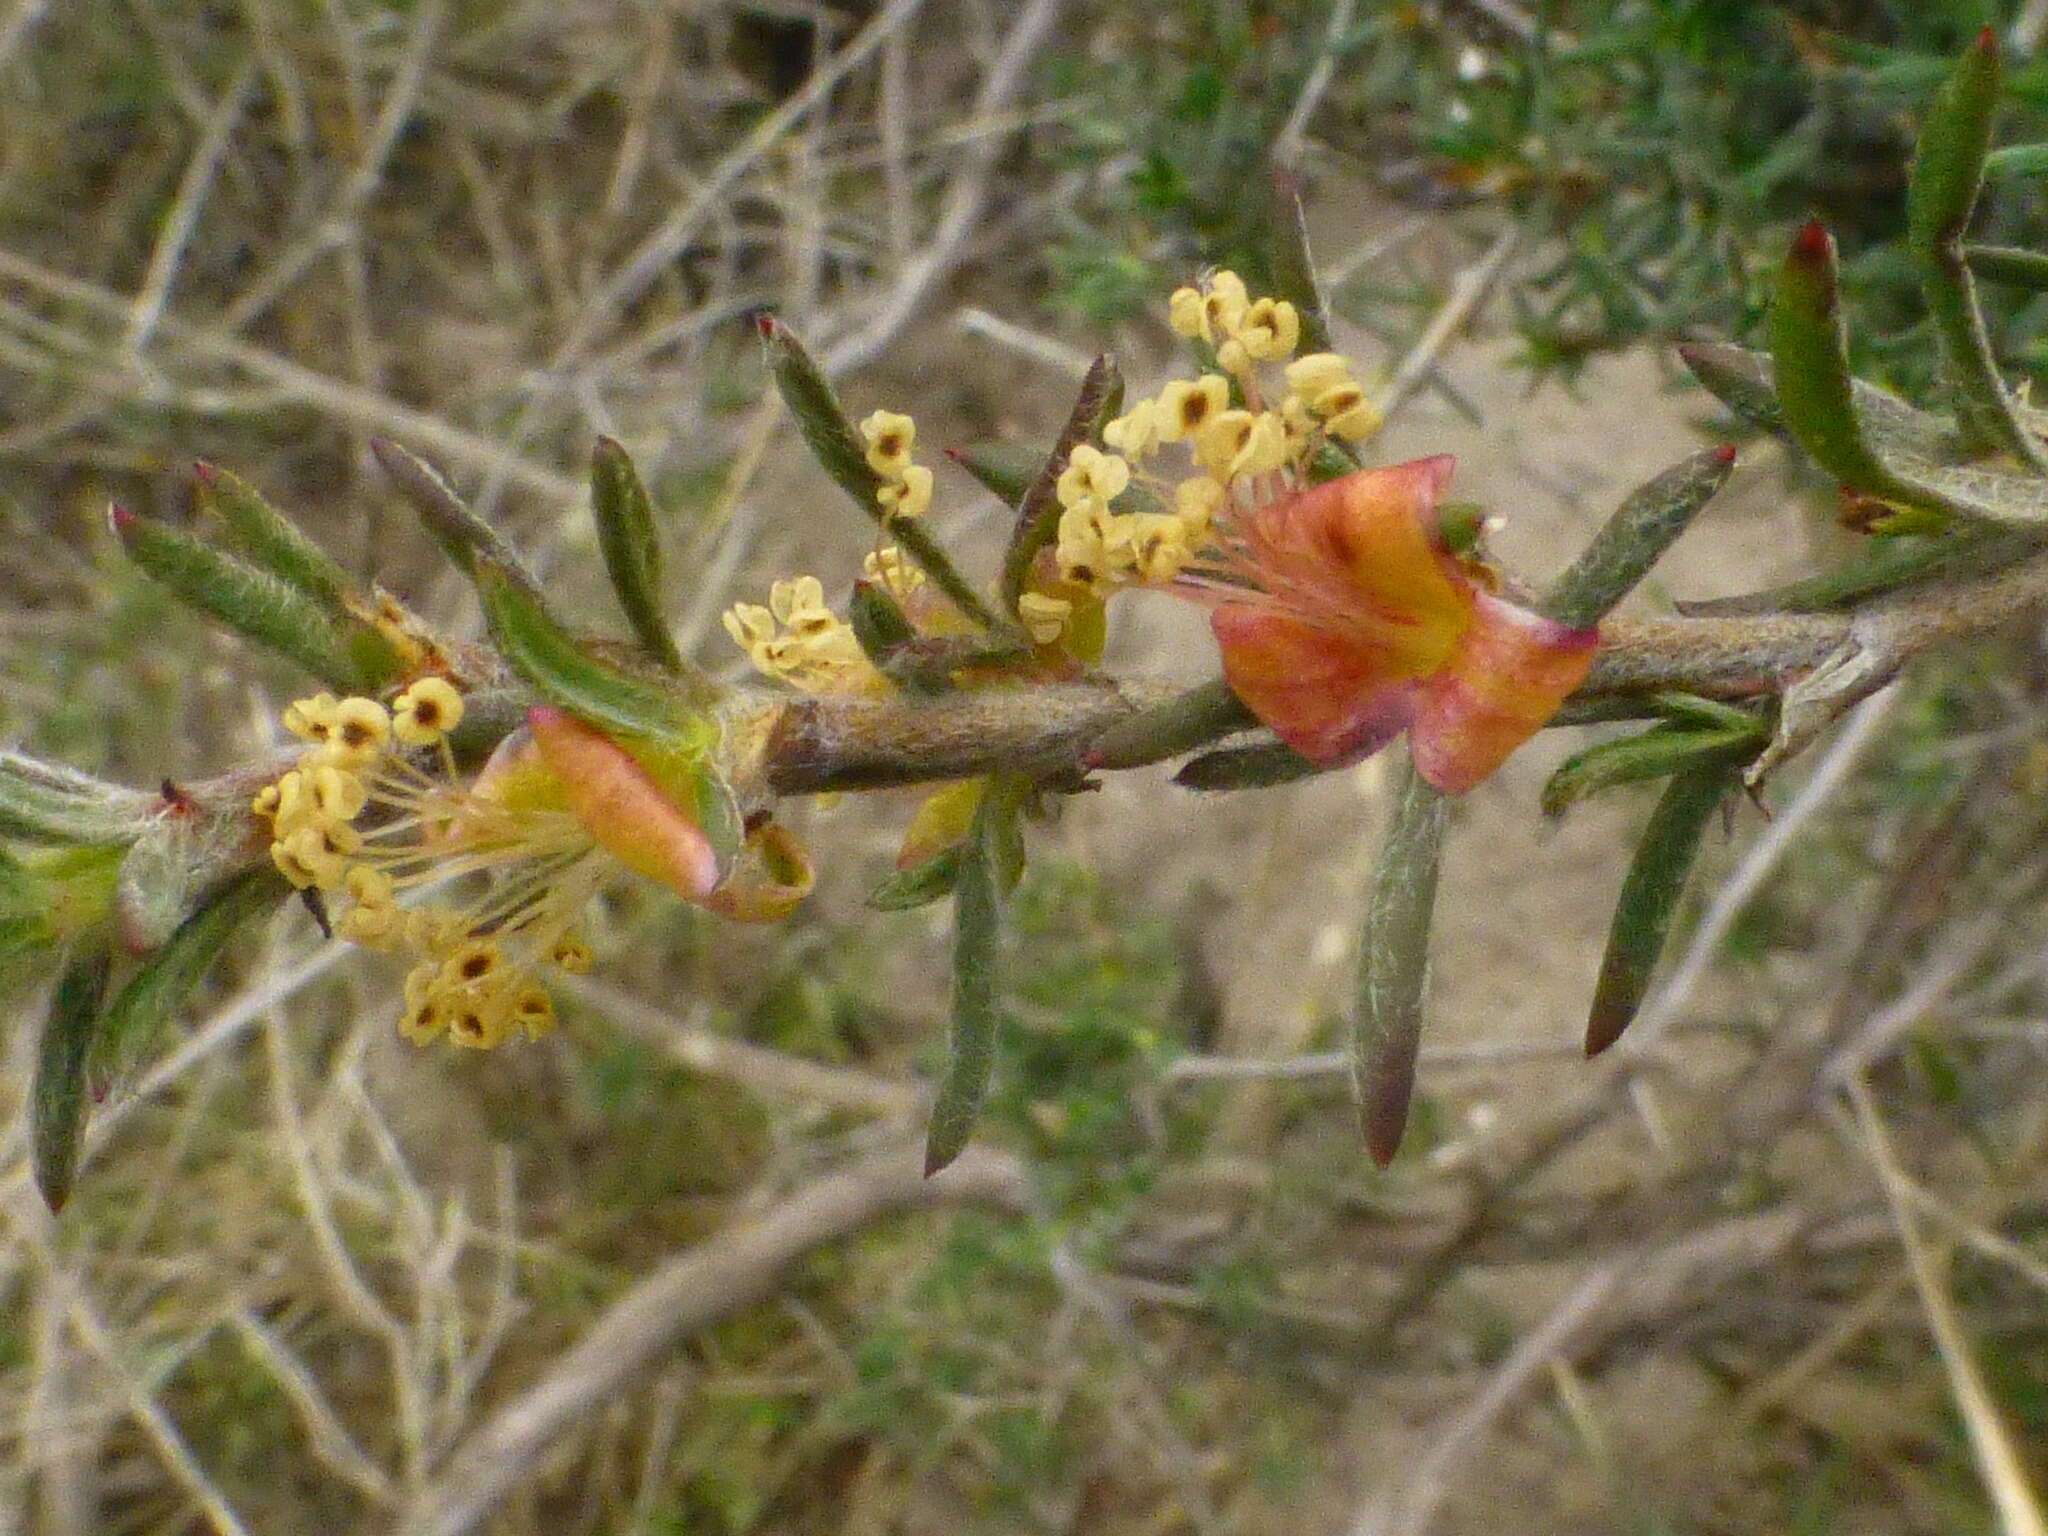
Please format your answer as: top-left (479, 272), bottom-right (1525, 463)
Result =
top-left (1977, 25), bottom-right (1997, 53)
top-left (107, 502), bottom-right (135, 532)
top-left (1713, 444), bottom-right (1738, 466)
top-left (191, 459), bottom-right (218, 486)
top-left (1791, 220), bottom-right (1832, 260)
top-left (751, 310), bottom-right (778, 339)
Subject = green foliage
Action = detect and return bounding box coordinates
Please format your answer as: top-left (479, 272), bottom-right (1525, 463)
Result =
top-left (1044, 4), bottom-right (2048, 392)
top-left (1042, 3), bottom-right (1348, 323)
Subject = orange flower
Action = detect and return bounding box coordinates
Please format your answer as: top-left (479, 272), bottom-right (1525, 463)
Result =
top-left (1182, 457), bottom-right (1597, 795)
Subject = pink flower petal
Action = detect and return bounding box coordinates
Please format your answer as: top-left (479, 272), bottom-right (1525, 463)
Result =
top-left (1212, 605), bottom-right (1419, 766)
top-left (526, 707), bottom-right (721, 901)
top-left (1407, 594), bottom-right (1598, 795)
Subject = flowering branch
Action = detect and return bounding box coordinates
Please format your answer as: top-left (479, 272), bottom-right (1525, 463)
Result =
top-left (12, 34), bottom-right (2048, 1205)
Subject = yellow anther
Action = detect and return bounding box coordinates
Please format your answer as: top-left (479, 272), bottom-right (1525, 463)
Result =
top-left (1158, 375), bottom-right (1231, 443)
top-left (307, 763), bottom-right (366, 822)
top-left (1018, 592), bottom-right (1073, 644)
top-left (1201, 271), bottom-right (1249, 338)
top-left (1228, 412), bottom-right (1292, 479)
top-left (1236, 297), bottom-right (1300, 362)
top-left (1103, 398), bottom-right (1162, 458)
top-left (320, 698), bottom-right (392, 767)
top-left (1174, 476), bottom-right (1226, 535)
top-left (876, 462), bottom-right (933, 521)
top-left (282, 693), bottom-right (341, 743)
top-left (1167, 285), bottom-right (1209, 340)
top-left (1285, 352), bottom-right (1354, 400)
top-left (392, 677), bottom-right (464, 747)
top-left (859, 409), bottom-right (917, 475)
top-left (551, 935), bottom-right (594, 974)
top-left (1192, 409), bottom-right (1259, 478)
top-left (1055, 444), bottom-right (1131, 509)
top-left (862, 546), bottom-right (926, 594)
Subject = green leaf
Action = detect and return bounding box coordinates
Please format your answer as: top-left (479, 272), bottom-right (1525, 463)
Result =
top-left (1542, 720), bottom-right (1764, 818)
top-left (924, 774), bottom-right (1024, 1176)
top-left (475, 560), bottom-right (713, 734)
top-left (32, 946), bottom-right (110, 1212)
top-left (1769, 227), bottom-right (2048, 528)
top-left (867, 847), bottom-right (962, 911)
top-left (88, 868), bottom-right (282, 1100)
top-left (1982, 142), bottom-right (2048, 178)
top-left (1267, 164), bottom-right (1334, 356)
top-left (371, 439), bottom-right (540, 591)
top-left (194, 462), bottom-right (355, 614)
top-left (1677, 528), bottom-right (2035, 616)
top-left (1000, 355), bottom-right (1121, 614)
top-left (947, 441), bottom-right (1046, 506)
top-left (589, 437), bottom-right (690, 675)
top-left (755, 315), bottom-right (1005, 632)
top-left (1677, 342), bottom-right (1963, 464)
top-left (1175, 741), bottom-right (1325, 791)
top-left (1771, 224), bottom-right (1904, 494)
top-left (1585, 760), bottom-right (1736, 1056)
top-left (847, 578), bottom-right (924, 669)
top-left (1354, 756), bottom-right (1448, 1168)
top-left (0, 752), bottom-right (152, 846)
top-left (1966, 243), bottom-right (2048, 290)
top-left (1084, 679), bottom-right (1258, 771)
top-left (1906, 30), bottom-right (2043, 466)
top-left (1541, 446), bottom-right (1737, 630)
top-left (111, 507), bottom-right (383, 690)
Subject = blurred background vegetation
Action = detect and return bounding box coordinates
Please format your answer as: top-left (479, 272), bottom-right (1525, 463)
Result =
top-left (4, 2), bottom-right (2048, 1532)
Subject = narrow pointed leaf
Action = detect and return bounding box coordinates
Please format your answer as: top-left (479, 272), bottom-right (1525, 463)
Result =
top-left (1585, 760), bottom-right (1738, 1055)
top-left (1542, 719), bottom-right (1765, 818)
top-left (1771, 224), bottom-right (1906, 494)
top-left (1677, 528), bottom-right (2035, 616)
top-left (475, 560), bottom-right (709, 734)
top-left (755, 314), bottom-right (1004, 631)
top-left (1906, 31), bottom-right (2039, 464)
top-left (1677, 342), bottom-right (1963, 463)
top-left (32, 946), bottom-right (110, 1212)
top-left (1542, 446), bottom-right (1736, 629)
top-left (1646, 694), bottom-right (1773, 732)
top-left (370, 439), bottom-right (540, 591)
top-left (868, 847), bottom-right (962, 910)
top-left (1175, 741), bottom-right (1326, 791)
top-left (924, 774), bottom-right (1023, 1176)
top-left (1084, 679), bottom-right (1259, 770)
top-left (1770, 230), bottom-right (2048, 527)
top-left (1355, 756), bottom-right (1448, 1168)
top-left (87, 868), bottom-right (280, 1100)
top-left (1001, 355), bottom-right (1121, 613)
top-left (947, 442), bottom-right (1046, 506)
top-left (0, 752), bottom-right (153, 846)
top-left (194, 462), bottom-right (354, 613)
top-left (848, 578), bottom-right (923, 666)
top-left (590, 438), bottom-right (689, 675)
top-left (1268, 164), bottom-right (1335, 356)
top-left (1967, 243), bottom-right (2048, 290)
top-left (111, 507), bottom-right (380, 689)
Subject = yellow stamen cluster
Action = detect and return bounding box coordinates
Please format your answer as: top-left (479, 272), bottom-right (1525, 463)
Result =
top-left (860, 409), bottom-right (933, 522)
top-left (861, 545), bottom-right (926, 600)
top-left (1052, 270), bottom-right (1385, 599)
top-left (253, 680), bottom-right (596, 1050)
top-left (722, 575), bottom-right (881, 693)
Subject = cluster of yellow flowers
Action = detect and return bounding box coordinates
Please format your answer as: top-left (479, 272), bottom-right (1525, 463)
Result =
top-left (860, 409), bottom-right (933, 521)
top-left (1049, 270), bottom-right (1384, 616)
top-left (724, 550), bottom-right (925, 692)
top-left (724, 273), bottom-right (1386, 664)
top-left (253, 679), bottom-right (597, 1049)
